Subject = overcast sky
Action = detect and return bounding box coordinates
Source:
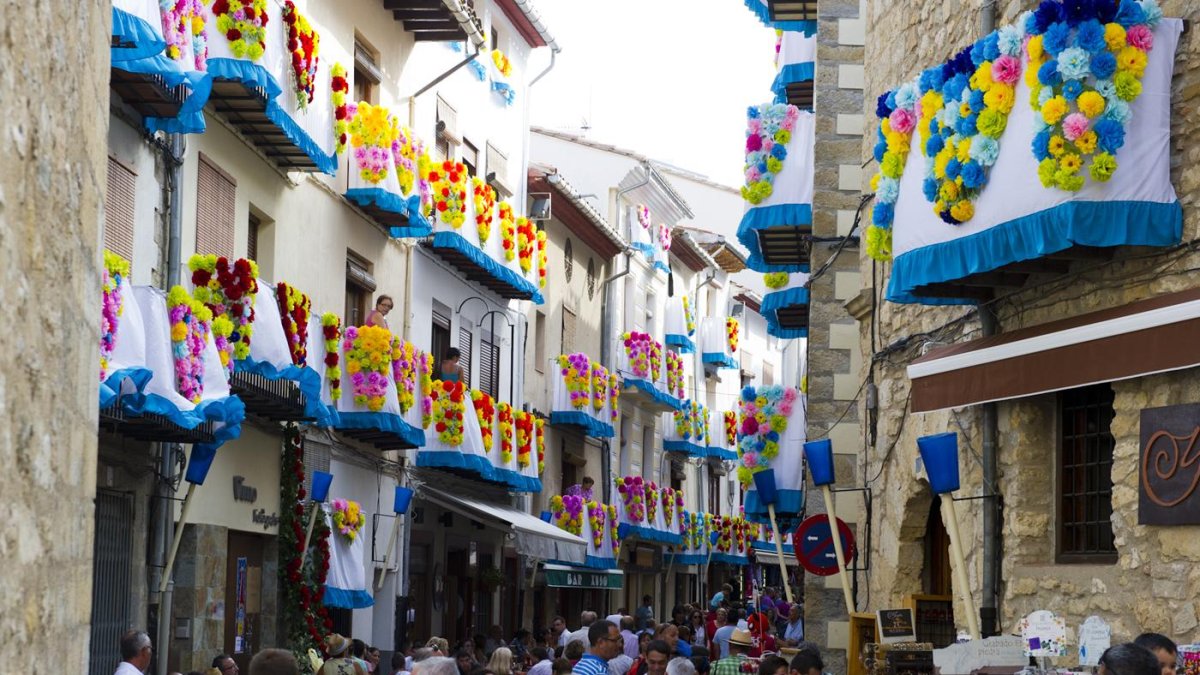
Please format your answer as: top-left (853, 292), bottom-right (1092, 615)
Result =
top-left (527, 0), bottom-right (777, 188)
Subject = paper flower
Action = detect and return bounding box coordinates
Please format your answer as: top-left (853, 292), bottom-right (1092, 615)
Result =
top-left (558, 353), bottom-right (592, 410)
top-left (161, 0), bottom-right (208, 70)
top-left (609, 373), bottom-right (620, 421)
top-left (100, 251), bottom-right (130, 380)
top-left (418, 350), bottom-right (434, 427)
top-left (517, 217), bottom-right (536, 273)
top-left (321, 313), bottom-right (342, 400)
top-left (681, 295), bottom-right (695, 336)
top-left (636, 205), bottom-right (651, 230)
top-left (331, 63), bottom-right (350, 154)
top-left (536, 417), bottom-right (545, 474)
top-left (343, 325), bottom-right (393, 412)
top-left (591, 364), bottom-right (609, 413)
top-left (391, 125), bottom-right (424, 197)
top-left (735, 386), bottom-right (800, 488)
top-left (331, 499), bottom-right (365, 541)
top-left (429, 379), bottom-right (466, 445)
top-left (741, 104), bottom-right (802, 205)
top-left (428, 161), bottom-right (469, 228)
top-left (587, 501), bottom-right (606, 548)
top-left (537, 229), bottom-right (548, 289)
top-left (551, 494), bottom-right (585, 536)
top-left (282, 2), bottom-right (319, 107)
top-left (472, 389), bottom-right (495, 454)
top-left (500, 403), bottom-right (516, 465)
top-left (167, 286), bottom-right (212, 403)
top-left (725, 318), bottom-right (739, 353)
top-left (472, 177), bottom-right (496, 243)
top-left (515, 409), bottom-right (533, 467)
top-left (499, 202), bottom-right (517, 261)
top-left (666, 351), bottom-right (685, 400)
top-left (189, 254), bottom-right (259, 380)
top-left (213, 0), bottom-right (268, 61)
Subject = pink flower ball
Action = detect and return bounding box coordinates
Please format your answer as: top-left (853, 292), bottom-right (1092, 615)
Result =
top-left (1062, 113), bottom-right (1089, 142)
top-left (1127, 25), bottom-right (1153, 51)
top-left (746, 134), bottom-right (763, 152)
top-left (992, 55), bottom-right (1021, 85)
top-left (889, 108), bottom-right (916, 135)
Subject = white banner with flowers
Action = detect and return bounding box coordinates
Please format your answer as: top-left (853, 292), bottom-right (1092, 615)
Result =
top-left (700, 317), bottom-right (738, 369)
top-left (737, 107), bottom-right (816, 273)
top-left (736, 385), bottom-right (806, 523)
top-left (549, 496), bottom-right (619, 568)
top-left (415, 379), bottom-right (492, 480)
top-left (664, 295), bottom-right (696, 353)
top-left (668, 511), bottom-right (711, 565)
top-left (333, 326), bottom-right (426, 448)
top-left (325, 501), bottom-right (373, 608)
top-left (772, 28), bottom-right (816, 103)
top-left (341, 100), bottom-right (429, 235)
top-left (612, 475), bottom-right (681, 544)
top-left (709, 514), bottom-right (751, 566)
top-left (100, 277), bottom-right (151, 409)
top-left (662, 401), bottom-right (707, 457)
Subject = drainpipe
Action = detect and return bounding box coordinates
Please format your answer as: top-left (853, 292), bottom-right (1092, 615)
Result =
top-left (979, 0), bottom-right (999, 640)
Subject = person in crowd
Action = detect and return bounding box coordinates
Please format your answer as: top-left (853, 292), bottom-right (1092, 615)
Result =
top-left (688, 658), bottom-right (708, 675)
top-left (688, 610), bottom-right (707, 650)
top-left (658, 624), bottom-right (691, 659)
top-left (726, 580), bottom-right (741, 604)
top-left (366, 295), bottom-right (393, 329)
top-left (781, 605), bottom-right (804, 647)
top-left (677, 627), bottom-right (694, 657)
top-left (671, 606), bottom-right (688, 627)
top-left (566, 476), bottom-right (596, 500)
top-left (637, 631), bottom-right (654, 657)
top-left (573, 620), bottom-right (622, 675)
top-left (213, 655), bottom-right (239, 675)
top-left (711, 609), bottom-right (738, 660)
top-left (748, 611), bottom-right (777, 657)
top-left (249, 649), bottom-right (299, 675)
top-left (367, 648), bottom-right (382, 674)
top-left (440, 348), bottom-right (466, 383)
top-left (710, 629), bottom-right (753, 675)
top-left (510, 629), bottom-right (534, 665)
top-left (428, 638), bottom-right (451, 656)
top-left (484, 626), bottom-right (506, 658)
top-left (608, 648), bottom-right (634, 675)
top-left (412, 649), bottom-right (436, 668)
top-left (414, 657), bottom-right (460, 675)
top-left (757, 656), bottom-right (788, 675)
top-left (666, 658), bottom-right (695, 675)
top-left (621, 617), bottom-right (640, 659)
top-left (568, 611), bottom-right (600, 646)
top-left (552, 659), bottom-right (573, 675)
top-left (351, 640), bottom-right (370, 673)
top-left (1100, 644), bottom-right (1169, 675)
top-left (456, 649), bottom-right (478, 675)
top-left (551, 616), bottom-right (570, 648)
top-left (710, 584), bottom-right (732, 610)
top-left (643, 641), bottom-right (672, 675)
top-left (704, 608), bottom-right (725, 651)
top-left (116, 630), bottom-right (153, 675)
top-left (528, 648), bottom-right (554, 675)
top-left (1134, 633), bottom-right (1178, 675)
top-left (322, 635), bottom-right (367, 675)
top-left (566, 642), bottom-right (587, 665)
top-left (392, 653), bottom-right (409, 675)
top-left (787, 651), bottom-right (823, 675)
top-left (488, 648), bottom-right (515, 675)
top-left (474, 636), bottom-right (490, 665)
top-left (636, 596), bottom-right (656, 632)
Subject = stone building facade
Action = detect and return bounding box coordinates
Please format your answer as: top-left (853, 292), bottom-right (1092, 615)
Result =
top-left (856, 0), bottom-right (1200, 649)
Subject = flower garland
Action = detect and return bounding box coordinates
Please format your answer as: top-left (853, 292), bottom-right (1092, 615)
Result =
top-left (349, 103), bottom-right (400, 184)
top-left (650, 340), bottom-right (662, 383)
top-left (636, 204), bottom-right (651, 230)
top-left (865, 84), bottom-right (915, 261)
top-left (622, 331), bottom-right (653, 379)
top-left (591, 364), bottom-right (609, 413)
top-left (212, 0), bottom-right (268, 61)
top-left (430, 380), bottom-right (466, 446)
top-left (537, 229), bottom-right (548, 289)
top-left (715, 516), bottom-right (733, 553)
top-left (674, 407), bottom-right (693, 440)
top-left (1026, 0), bottom-right (1159, 190)
top-left (608, 373), bottom-right (620, 421)
top-left (675, 492), bottom-right (686, 534)
top-left (189, 254), bottom-right (259, 373)
top-left (662, 487), bottom-right (676, 529)
top-left (764, 272), bottom-right (789, 290)
top-left (724, 410), bottom-right (738, 447)
top-left (167, 286), bottom-right (212, 404)
top-left (726, 318), bottom-right (739, 353)
top-left (693, 403), bottom-right (710, 445)
top-left (331, 499), bottom-right (365, 541)
top-left (471, 389), bottom-right (495, 452)
top-left (550, 494), bottom-right (584, 536)
top-left (499, 202), bottom-right (517, 261)
top-left (331, 63), bottom-right (350, 154)
top-left (500, 403), bottom-right (517, 465)
top-left (558, 353), bottom-right (591, 410)
top-left (280, 425), bottom-right (332, 660)
top-left (343, 325), bottom-right (392, 411)
top-left (429, 160), bottom-right (468, 228)
top-left (517, 217), bottom-right (536, 273)
top-left (536, 417), bottom-right (545, 474)
top-left (607, 504), bottom-right (620, 557)
top-left (282, 1), bottom-right (319, 108)
top-left (100, 251), bottom-right (130, 380)
top-left (646, 481), bottom-right (660, 524)
top-left (160, 0), bottom-right (208, 70)
top-left (587, 501), bottom-right (606, 548)
top-left (658, 223), bottom-right (672, 251)
top-left (682, 295), bottom-right (695, 336)
top-left (419, 351), bottom-right (434, 427)
top-left (472, 178), bottom-right (496, 243)
top-left (321, 313), bottom-right (341, 400)
top-left (741, 103), bottom-right (802, 205)
top-left (515, 409), bottom-right (533, 467)
top-left (735, 386), bottom-right (800, 487)
top-left (666, 351), bottom-right (685, 400)
top-left (393, 339), bottom-right (417, 413)
top-left (392, 126), bottom-right (423, 197)
top-left (418, 152), bottom-right (436, 216)
top-left (616, 476), bottom-right (646, 522)
top-left (276, 282), bottom-right (311, 366)
top-left (491, 49), bottom-right (513, 77)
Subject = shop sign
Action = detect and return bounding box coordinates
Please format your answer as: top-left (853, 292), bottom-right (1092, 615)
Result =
top-left (1139, 404), bottom-right (1200, 525)
top-left (233, 475), bottom-right (258, 503)
top-left (544, 565), bottom-right (623, 589)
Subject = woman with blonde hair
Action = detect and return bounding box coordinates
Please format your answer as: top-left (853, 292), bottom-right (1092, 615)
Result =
top-left (487, 647), bottom-right (515, 675)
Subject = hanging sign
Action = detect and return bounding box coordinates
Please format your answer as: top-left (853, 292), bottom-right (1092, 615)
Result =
top-left (792, 514), bottom-right (855, 576)
top-left (1139, 404), bottom-right (1200, 525)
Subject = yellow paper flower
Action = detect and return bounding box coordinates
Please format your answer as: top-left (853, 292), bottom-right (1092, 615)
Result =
top-left (1041, 97), bottom-right (1068, 125)
top-left (1116, 46), bottom-right (1147, 77)
top-left (1104, 23), bottom-right (1126, 52)
top-left (1077, 91), bottom-right (1106, 119)
top-left (983, 84), bottom-right (1014, 113)
top-left (950, 200), bottom-right (974, 222)
top-left (1027, 34), bottom-right (1045, 61)
top-left (1059, 153), bottom-right (1082, 173)
top-left (1048, 135), bottom-right (1065, 157)
top-left (1075, 131), bottom-right (1098, 154)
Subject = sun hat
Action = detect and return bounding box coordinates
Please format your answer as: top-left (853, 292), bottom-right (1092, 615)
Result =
top-left (325, 634), bottom-right (351, 656)
top-left (727, 629), bottom-right (754, 648)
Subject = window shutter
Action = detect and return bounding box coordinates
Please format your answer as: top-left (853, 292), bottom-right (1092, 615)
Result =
top-left (247, 214), bottom-right (259, 262)
top-left (196, 155), bottom-right (236, 258)
top-left (458, 326), bottom-right (473, 388)
top-left (480, 335), bottom-right (499, 399)
top-left (104, 157), bottom-right (136, 262)
top-left (561, 308), bottom-right (577, 354)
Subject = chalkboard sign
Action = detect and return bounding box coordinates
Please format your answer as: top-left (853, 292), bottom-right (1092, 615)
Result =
top-left (878, 608), bottom-right (917, 644)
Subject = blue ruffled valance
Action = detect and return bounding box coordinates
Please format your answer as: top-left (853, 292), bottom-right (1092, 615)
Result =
top-left (772, 62), bottom-right (815, 104)
top-left (667, 552), bottom-right (709, 565)
top-left (888, 200), bottom-right (1184, 305)
top-left (761, 286), bottom-right (810, 339)
top-left (550, 411), bottom-right (614, 439)
top-left (111, 7), bottom-right (167, 63)
top-left (707, 446), bottom-right (737, 461)
top-left (491, 81), bottom-right (515, 106)
top-left (99, 366), bottom-right (154, 411)
top-left (207, 57), bottom-right (283, 99)
top-left (619, 523), bottom-right (683, 546)
top-left (738, 204), bottom-right (814, 273)
top-left (702, 353), bottom-right (738, 369)
top-left (740, 0), bottom-right (818, 33)
top-left (750, 540), bottom-right (795, 555)
top-left (264, 99), bottom-right (338, 175)
top-left (324, 586), bottom-right (374, 609)
top-left (234, 357), bottom-right (334, 425)
top-left (654, 261), bottom-right (671, 275)
top-left (663, 440), bottom-right (708, 458)
top-left (336, 411), bottom-right (426, 448)
top-left (119, 387), bottom-right (247, 453)
top-left (743, 488), bottom-right (804, 525)
top-left (625, 377), bottom-right (683, 411)
top-left (665, 334), bottom-right (695, 354)
top-left (345, 188), bottom-right (433, 238)
top-left (430, 231), bottom-right (545, 304)
top-left (115, 52), bottom-right (213, 135)
top-left (709, 552), bottom-right (750, 566)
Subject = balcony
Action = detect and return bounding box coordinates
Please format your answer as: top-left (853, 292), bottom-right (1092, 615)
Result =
top-left (548, 354), bottom-right (617, 439)
top-left (741, 0), bottom-right (818, 30)
top-left (382, 0), bottom-right (481, 43)
top-left (662, 400), bottom-right (711, 458)
top-left (615, 332), bottom-right (681, 413)
top-left (772, 25), bottom-right (815, 109)
top-left (338, 105), bottom-right (432, 237)
top-left (700, 317), bottom-right (739, 370)
top-left (760, 273), bottom-right (810, 339)
top-left (708, 514), bottom-right (754, 566)
top-left (546, 495), bottom-right (621, 569)
top-left (610, 476), bottom-right (684, 545)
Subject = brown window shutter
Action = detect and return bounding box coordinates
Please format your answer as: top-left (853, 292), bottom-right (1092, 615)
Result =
top-left (104, 156), bottom-right (137, 262)
top-left (458, 326), bottom-right (473, 388)
top-left (195, 154), bottom-right (236, 258)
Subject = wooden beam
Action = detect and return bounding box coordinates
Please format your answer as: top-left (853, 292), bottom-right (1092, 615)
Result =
top-left (404, 18), bottom-right (460, 31)
top-left (914, 283), bottom-right (994, 302)
top-left (391, 8), bottom-right (449, 19)
top-left (413, 30), bottom-right (466, 41)
top-left (383, 0), bottom-right (443, 9)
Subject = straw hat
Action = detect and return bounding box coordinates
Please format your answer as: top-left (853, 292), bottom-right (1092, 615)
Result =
top-left (728, 629), bottom-right (754, 648)
top-left (325, 633), bottom-right (351, 656)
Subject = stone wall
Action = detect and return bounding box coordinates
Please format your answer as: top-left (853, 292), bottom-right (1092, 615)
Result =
top-left (0, 1), bottom-right (109, 672)
top-left (859, 0), bottom-right (1200, 650)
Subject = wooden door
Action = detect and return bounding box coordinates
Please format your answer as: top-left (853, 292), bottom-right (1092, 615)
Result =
top-left (225, 532), bottom-right (265, 671)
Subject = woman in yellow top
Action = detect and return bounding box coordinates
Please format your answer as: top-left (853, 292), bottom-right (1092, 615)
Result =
top-left (321, 634), bottom-right (367, 675)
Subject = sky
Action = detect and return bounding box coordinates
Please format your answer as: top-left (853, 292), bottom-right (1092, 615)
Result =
top-left (527, 0), bottom-right (778, 188)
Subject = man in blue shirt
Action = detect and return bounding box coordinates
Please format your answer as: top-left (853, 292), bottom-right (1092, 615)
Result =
top-left (635, 596), bottom-right (655, 632)
top-left (711, 609), bottom-right (739, 660)
top-left (573, 620), bottom-right (622, 675)
top-left (782, 605), bottom-right (805, 647)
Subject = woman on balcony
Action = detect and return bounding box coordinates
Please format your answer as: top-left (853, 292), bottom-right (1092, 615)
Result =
top-left (440, 348), bottom-right (466, 383)
top-left (367, 295), bottom-right (394, 329)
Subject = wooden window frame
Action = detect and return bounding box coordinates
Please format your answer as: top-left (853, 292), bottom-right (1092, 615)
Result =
top-left (1055, 384), bottom-right (1118, 564)
top-left (479, 331), bottom-right (500, 399)
top-left (353, 37), bottom-right (381, 104)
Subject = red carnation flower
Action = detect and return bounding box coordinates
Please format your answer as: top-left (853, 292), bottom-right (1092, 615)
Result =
top-left (212, 0), bottom-right (229, 14)
top-left (226, 28), bottom-right (242, 41)
top-left (331, 76), bottom-right (347, 91)
top-left (325, 353), bottom-right (338, 367)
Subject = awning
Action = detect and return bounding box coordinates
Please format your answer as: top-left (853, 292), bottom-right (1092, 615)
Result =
top-left (752, 548), bottom-right (799, 567)
top-left (420, 487), bottom-right (587, 564)
top-left (543, 563), bottom-right (624, 589)
top-left (908, 288), bottom-right (1200, 413)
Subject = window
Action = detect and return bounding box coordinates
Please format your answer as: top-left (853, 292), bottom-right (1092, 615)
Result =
top-left (561, 307), bottom-right (577, 355)
top-left (645, 290), bottom-right (656, 333)
top-left (491, 27), bottom-right (499, 51)
top-left (196, 154), bottom-right (236, 258)
top-left (431, 304), bottom-right (451, 365)
top-left (708, 472), bottom-right (721, 514)
top-left (763, 363), bottom-right (775, 386)
top-left (436, 96), bottom-right (458, 161)
top-left (486, 143), bottom-right (511, 197)
top-left (458, 326), bottom-right (474, 388)
top-left (344, 252), bottom-right (375, 327)
top-left (479, 332), bottom-right (500, 399)
top-left (562, 446), bottom-right (578, 492)
top-left (1057, 383), bottom-right (1117, 562)
top-left (104, 156), bottom-right (136, 263)
top-left (587, 258), bottom-right (597, 300)
top-left (533, 311), bottom-right (546, 373)
top-left (353, 37), bottom-right (380, 104)
top-left (563, 238), bottom-right (574, 282)
top-left (462, 140), bottom-right (479, 179)
top-left (247, 212), bottom-right (260, 262)
top-left (641, 424), bottom-right (656, 482)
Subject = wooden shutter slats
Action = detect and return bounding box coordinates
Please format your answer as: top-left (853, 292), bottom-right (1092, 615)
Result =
top-left (196, 155), bottom-right (235, 259)
top-left (104, 157), bottom-right (136, 262)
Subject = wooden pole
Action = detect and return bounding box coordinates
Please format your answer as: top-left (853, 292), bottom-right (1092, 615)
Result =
top-left (376, 514), bottom-right (403, 591)
top-left (300, 502), bottom-right (320, 567)
top-left (159, 483), bottom-right (198, 593)
top-left (766, 504), bottom-right (794, 604)
top-left (821, 485), bottom-right (854, 616)
top-left (941, 496), bottom-right (981, 640)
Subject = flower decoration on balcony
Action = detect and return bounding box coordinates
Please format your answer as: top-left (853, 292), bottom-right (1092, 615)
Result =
top-left (715, 516), bottom-right (733, 553)
top-left (419, 350), bottom-right (434, 427)
top-left (550, 494), bottom-right (584, 535)
top-left (491, 49), bottom-right (513, 77)
top-left (161, 0), bottom-right (208, 70)
top-left (662, 487), bottom-right (677, 529)
top-left (658, 223), bottom-right (672, 251)
top-left (516, 409), bottom-right (533, 466)
top-left (393, 338), bottom-right (417, 413)
top-left (650, 340), bottom-right (662, 383)
top-left (609, 373), bottom-right (620, 421)
top-left (622, 331), bottom-right (652, 379)
top-left (636, 204), bottom-right (651, 230)
top-left (517, 217), bottom-right (536, 273)
top-left (676, 492), bottom-right (686, 533)
top-left (742, 103), bottom-right (802, 205)
top-left (646, 481), bottom-right (660, 524)
top-left (212, 0), bottom-right (268, 61)
top-left (694, 403), bottom-right (710, 445)
top-left (607, 504), bottom-right (620, 557)
top-left (616, 475), bottom-right (646, 522)
top-left (349, 103), bottom-right (400, 184)
top-left (666, 351), bottom-right (685, 400)
top-left (724, 410), bottom-right (737, 446)
top-left (726, 318), bottom-right (739, 353)
top-left (735, 385), bottom-right (799, 487)
top-left (674, 407), bottom-right (693, 440)
top-left (500, 402), bottom-right (516, 465)
top-left (418, 152), bottom-right (436, 216)
top-left (393, 126), bottom-right (423, 197)
top-left (189, 255), bottom-right (259, 373)
top-left (764, 272), bottom-right (789, 290)
top-left (499, 202), bottom-right (517, 261)
top-left (321, 313), bottom-right (342, 400)
top-left (430, 380), bottom-right (466, 445)
top-left (587, 501), bottom-right (606, 548)
top-left (1026, 0), bottom-right (1158, 191)
top-left (558, 353), bottom-right (591, 410)
top-left (343, 325), bottom-right (392, 411)
top-left (536, 416), bottom-right (546, 473)
top-left (472, 178), bottom-right (496, 243)
top-left (167, 286), bottom-right (212, 404)
top-left (429, 161), bottom-right (469, 228)
top-left (682, 295), bottom-right (695, 336)
top-left (331, 499), bottom-right (364, 541)
top-left (100, 251), bottom-right (130, 380)
top-left (276, 282), bottom-right (311, 366)
top-left (282, 1), bottom-right (319, 107)
top-left (537, 229), bottom-right (548, 289)
top-left (591, 364), bottom-right (610, 413)
top-left (331, 63), bottom-right (350, 154)
top-left (472, 390), bottom-right (495, 451)
top-left (865, 85), bottom-right (914, 262)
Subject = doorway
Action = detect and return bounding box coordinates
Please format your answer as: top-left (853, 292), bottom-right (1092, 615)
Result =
top-left (225, 532), bottom-right (266, 670)
top-left (923, 498), bottom-right (951, 596)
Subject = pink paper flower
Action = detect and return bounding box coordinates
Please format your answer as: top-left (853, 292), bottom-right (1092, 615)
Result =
top-left (889, 108), bottom-right (916, 135)
top-left (1126, 25), bottom-right (1153, 51)
top-left (746, 134), bottom-right (763, 152)
top-left (1062, 113), bottom-right (1089, 142)
top-left (992, 55), bottom-right (1021, 84)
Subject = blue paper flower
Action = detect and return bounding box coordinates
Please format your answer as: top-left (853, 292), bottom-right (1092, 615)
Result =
top-left (958, 113), bottom-right (979, 137)
top-left (983, 33), bottom-right (1001, 61)
top-left (1102, 99), bottom-right (1132, 124)
top-left (1034, 1), bottom-right (1065, 33)
top-left (1043, 22), bottom-right (1072, 55)
top-left (939, 209), bottom-right (960, 225)
top-left (1063, 0), bottom-right (1094, 26)
top-left (1038, 60), bottom-right (1063, 86)
top-left (960, 160), bottom-right (985, 189)
top-left (998, 25), bottom-right (1025, 57)
top-left (885, 91), bottom-right (898, 110)
top-left (876, 92), bottom-right (893, 118)
top-left (872, 202), bottom-right (894, 226)
top-left (1115, 0), bottom-right (1145, 27)
top-left (1076, 19), bottom-right (1107, 53)
top-left (1095, 79), bottom-right (1117, 100)
top-left (945, 158), bottom-right (962, 180)
top-left (923, 178), bottom-right (940, 201)
top-left (742, 387), bottom-right (756, 402)
top-left (1057, 47), bottom-right (1091, 81)
top-left (1063, 80), bottom-right (1084, 101)
top-left (1142, 0), bottom-right (1163, 27)
top-left (766, 431), bottom-right (780, 442)
top-left (895, 82), bottom-right (919, 110)
top-left (943, 73), bottom-right (968, 102)
top-left (770, 144), bottom-right (788, 160)
top-left (1091, 51), bottom-right (1118, 80)
top-left (969, 135), bottom-right (1000, 166)
top-left (877, 176), bottom-right (900, 203)
top-left (966, 90), bottom-right (984, 113)
top-left (1094, 119), bottom-right (1126, 153)
top-left (920, 66), bottom-right (945, 92)
top-left (1032, 130), bottom-right (1052, 161)
top-left (970, 38), bottom-right (988, 67)
top-left (873, 141), bottom-right (887, 162)
top-left (747, 106), bottom-right (761, 119)
top-left (926, 135), bottom-right (945, 156)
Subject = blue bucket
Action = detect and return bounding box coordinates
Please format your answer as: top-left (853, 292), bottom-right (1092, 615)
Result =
top-left (804, 439), bottom-right (836, 487)
top-left (311, 471), bottom-right (334, 503)
top-left (917, 432), bottom-right (960, 494)
top-left (394, 486), bottom-right (414, 514)
top-left (752, 468), bottom-right (779, 505)
top-left (184, 445), bottom-right (217, 485)
top-left (540, 511), bottom-right (552, 523)
top-left (709, 530), bottom-right (720, 545)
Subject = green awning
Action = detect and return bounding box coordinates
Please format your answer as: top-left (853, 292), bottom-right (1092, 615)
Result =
top-left (544, 564), bottom-right (624, 590)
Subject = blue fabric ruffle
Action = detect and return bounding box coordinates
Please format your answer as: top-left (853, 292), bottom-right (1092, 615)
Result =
top-left (630, 242), bottom-right (656, 261)
top-left (430, 231), bottom-right (545, 304)
top-left (761, 286), bottom-right (810, 339)
top-left (702, 353), bottom-right (738, 369)
top-left (550, 411), bottom-right (615, 439)
top-left (750, 541), bottom-right (795, 555)
top-left (234, 357), bottom-right (334, 425)
top-left (710, 552), bottom-right (750, 566)
top-left (740, 0), bottom-right (818, 32)
top-left (663, 439), bottom-right (708, 458)
top-left (207, 57), bottom-right (283, 99)
top-left (468, 59), bottom-right (487, 81)
top-left (625, 377), bottom-right (683, 410)
top-left (264, 99), bottom-right (338, 174)
top-left (708, 446), bottom-right (737, 461)
top-left (491, 466), bottom-right (542, 493)
top-left (115, 52), bottom-right (213, 135)
top-left (743, 488), bottom-right (804, 524)
top-left (491, 81), bottom-right (515, 106)
top-left (325, 586), bottom-right (374, 609)
top-left (345, 188), bottom-right (434, 238)
top-left (111, 7), bottom-right (167, 63)
top-left (116, 385), bottom-right (246, 454)
top-left (99, 366), bottom-right (155, 410)
top-left (654, 261), bottom-right (671, 275)
top-left (772, 61), bottom-right (816, 104)
top-left (739, 204), bottom-right (814, 273)
top-left (621, 524), bottom-right (683, 545)
top-left (665, 334), bottom-right (695, 354)
top-left (416, 449), bottom-right (495, 482)
top-left (336, 411), bottom-right (426, 448)
top-left (888, 200), bottom-right (1184, 305)
top-left (667, 553), bottom-right (709, 565)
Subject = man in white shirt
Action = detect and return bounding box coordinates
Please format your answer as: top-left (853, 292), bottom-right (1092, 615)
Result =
top-left (567, 611), bottom-right (599, 646)
top-left (115, 630), bottom-right (153, 675)
top-left (528, 648), bottom-right (554, 675)
top-left (782, 605), bottom-right (805, 646)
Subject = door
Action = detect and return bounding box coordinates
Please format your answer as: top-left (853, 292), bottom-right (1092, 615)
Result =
top-left (225, 532), bottom-right (265, 671)
top-left (89, 490), bottom-right (134, 675)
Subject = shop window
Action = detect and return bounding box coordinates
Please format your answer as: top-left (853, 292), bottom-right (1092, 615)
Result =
top-left (1057, 383), bottom-right (1117, 563)
top-left (196, 154), bottom-right (236, 259)
top-left (104, 156), bottom-right (136, 263)
top-left (353, 37), bottom-right (380, 104)
top-left (431, 303), bottom-right (451, 365)
top-left (533, 311), bottom-right (545, 373)
top-left (344, 252), bottom-right (375, 327)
